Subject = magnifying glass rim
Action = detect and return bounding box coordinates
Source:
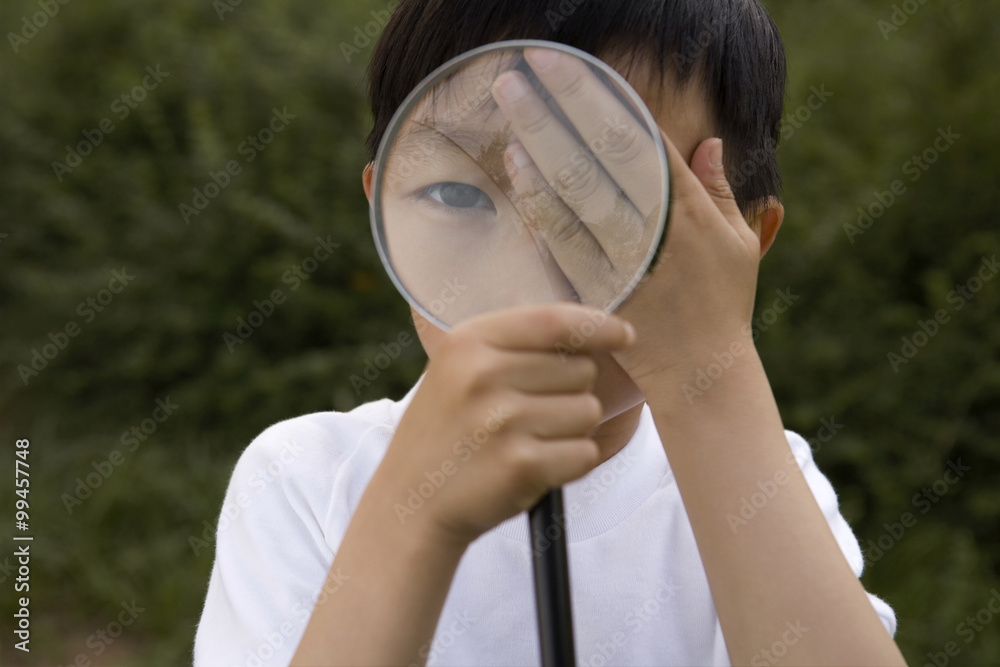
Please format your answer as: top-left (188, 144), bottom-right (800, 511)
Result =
top-left (370, 38), bottom-right (670, 332)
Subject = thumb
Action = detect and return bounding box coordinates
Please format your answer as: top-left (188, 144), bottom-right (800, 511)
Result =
top-left (690, 138), bottom-right (743, 222)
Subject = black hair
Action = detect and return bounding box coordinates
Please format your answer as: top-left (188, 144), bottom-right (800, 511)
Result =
top-left (365, 0), bottom-right (787, 216)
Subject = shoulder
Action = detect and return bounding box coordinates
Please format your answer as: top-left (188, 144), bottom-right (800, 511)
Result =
top-left (223, 376), bottom-right (424, 537)
top-left (781, 428), bottom-right (842, 516)
top-left (783, 428), bottom-right (818, 467)
top-left (234, 393), bottom-right (400, 474)
top-left (193, 384), bottom-right (424, 666)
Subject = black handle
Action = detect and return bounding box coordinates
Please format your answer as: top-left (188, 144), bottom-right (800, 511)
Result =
top-left (528, 487), bottom-right (576, 667)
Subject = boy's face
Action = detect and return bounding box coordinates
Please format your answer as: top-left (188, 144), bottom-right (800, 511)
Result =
top-left (365, 54), bottom-right (779, 422)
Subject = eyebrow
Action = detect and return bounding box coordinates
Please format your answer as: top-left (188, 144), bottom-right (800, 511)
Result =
top-left (395, 122), bottom-right (492, 157)
top-left (391, 116), bottom-right (515, 194)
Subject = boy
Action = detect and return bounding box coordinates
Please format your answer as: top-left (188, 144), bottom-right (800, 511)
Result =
top-left (195, 1), bottom-right (906, 665)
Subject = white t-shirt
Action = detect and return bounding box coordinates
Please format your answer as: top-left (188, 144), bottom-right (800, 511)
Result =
top-left (193, 373), bottom-right (896, 667)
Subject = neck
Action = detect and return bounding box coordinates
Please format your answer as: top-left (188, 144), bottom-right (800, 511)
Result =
top-left (592, 401), bottom-right (646, 465)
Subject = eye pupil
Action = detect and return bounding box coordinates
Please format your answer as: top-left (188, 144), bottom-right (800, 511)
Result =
top-left (421, 181), bottom-right (496, 215)
top-left (439, 183), bottom-right (484, 208)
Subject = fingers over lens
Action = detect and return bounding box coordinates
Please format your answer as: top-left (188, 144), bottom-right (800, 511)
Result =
top-left (522, 47), bottom-right (663, 219)
top-left (492, 69), bottom-right (643, 252)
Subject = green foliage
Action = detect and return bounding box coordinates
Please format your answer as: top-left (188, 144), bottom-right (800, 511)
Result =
top-left (760, 2), bottom-right (1000, 664)
top-left (0, 0), bottom-right (997, 664)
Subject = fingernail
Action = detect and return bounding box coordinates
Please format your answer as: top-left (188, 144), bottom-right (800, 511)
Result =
top-left (709, 138), bottom-right (724, 170)
top-left (524, 48), bottom-right (559, 72)
top-left (508, 142), bottom-right (532, 169)
top-left (494, 72), bottom-right (530, 102)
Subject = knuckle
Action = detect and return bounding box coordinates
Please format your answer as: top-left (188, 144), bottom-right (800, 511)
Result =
top-left (464, 351), bottom-right (505, 394)
top-left (532, 308), bottom-right (569, 341)
top-left (556, 153), bottom-right (602, 203)
top-left (519, 106), bottom-right (553, 137)
top-left (705, 178), bottom-right (737, 202)
top-left (555, 68), bottom-right (587, 99)
top-left (439, 331), bottom-right (494, 392)
top-left (503, 441), bottom-right (538, 477)
top-left (579, 439), bottom-right (601, 470)
top-left (547, 212), bottom-right (591, 250)
top-left (579, 394), bottom-right (604, 426)
top-left (576, 356), bottom-right (599, 386)
top-left (602, 124), bottom-right (643, 164)
top-left (529, 187), bottom-right (562, 220)
top-left (494, 390), bottom-right (525, 424)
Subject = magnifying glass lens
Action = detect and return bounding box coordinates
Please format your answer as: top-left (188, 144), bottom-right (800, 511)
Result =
top-left (372, 40), bottom-right (669, 330)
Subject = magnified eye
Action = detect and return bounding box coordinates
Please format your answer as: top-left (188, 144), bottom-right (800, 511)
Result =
top-left (422, 182), bottom-right (496, 212)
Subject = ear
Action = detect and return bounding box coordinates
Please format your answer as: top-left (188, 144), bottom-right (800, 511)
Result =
top-left (362, 162), bottom-right (374, 203)
top-left (747, 197), bottom-right (784, 258)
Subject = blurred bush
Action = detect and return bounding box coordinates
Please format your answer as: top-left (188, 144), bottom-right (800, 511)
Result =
top-left (0, 0), bottom-right (997, 664)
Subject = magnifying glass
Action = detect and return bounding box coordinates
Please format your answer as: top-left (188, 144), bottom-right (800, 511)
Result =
top-left (369, 39), bottom-right (670, 667)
